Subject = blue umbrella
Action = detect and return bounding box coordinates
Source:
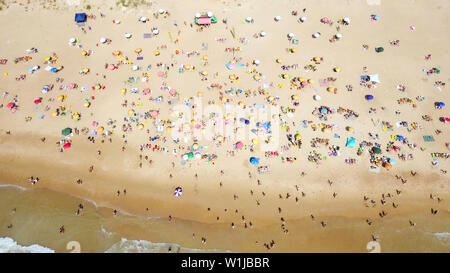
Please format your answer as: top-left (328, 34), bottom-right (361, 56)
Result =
top-left (389, 158), bottom-right (396, 165)
top-left (435, 102), bottom-right (445, 107)
top-left (51, 68), bottom-right (58, 73)
top-left (249, 157), bottom-right (259, 165)
top-left (320, 108), bottom-right (328, 114)
top-left (397, 135), bottom-right (405, 141)
top-left (365, 95), bottom-right (374, 100)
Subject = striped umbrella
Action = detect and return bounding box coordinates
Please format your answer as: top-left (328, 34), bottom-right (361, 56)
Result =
top-left (174, 187), bottom-right (182, 197)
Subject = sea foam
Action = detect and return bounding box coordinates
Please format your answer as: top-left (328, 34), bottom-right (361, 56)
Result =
top-left (0, 237), bottom-right (55, 253)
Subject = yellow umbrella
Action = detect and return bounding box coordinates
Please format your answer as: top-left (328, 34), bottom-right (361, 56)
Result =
top-left (113, 50), bottom-right (121, 56)
top-left (253, 74), bottom-right (260, 80)
top-left (238, 101), bottom-right (245, 107)
top-left (52, 111), bottom-right (58, 117)
top-left (268, 136), bottom-right (273, 142)
top-left (314, 57), bottom-right (320, 62)
top-left (323, 128), bottom-right (331, 133)
top-left (57, 95), bottom-right (65, 101)
top-left (292, 95), bottom-right (299, 100)
top-left (44, 56), bottom-right (51, 61)
top-left (327, 87), bottom-right (335, 92)
top-left (216, 136), bottom-right (223, 142)
top-left (291, 48), bottom-right (297, 53)
top-left (252, 139), bottom-right (259, 144)
top-left (201, 70), bottom-right (208, 76)
top-left (154, 50), bottom-right (160, 56)
top-left (295, 134), bottom-right (302, 140)
top-left (97, 126), bottom-right (104, 133)
top-left (334, 67), bottom-right (341, 72)
top-left (120, 88), bottom-right (127, 95)
top-left (165, 127), bottom-right (172, 133)
top-left (221, 97), bottom-right (227, 102)
top-left (72, 112), bottom-right (80, 120)
top-left (137, 124), bottom-right (144, 130)
top-left (84, 102), bottom-right (91, 108)
top-left (308, 79), bottom-right (314, 83)
top-left (276, 58), bottom-right (282, 63)
top-left (134, 48), bottom-right (142, 54)
top-left (81, 50), bottom-right (87, 56)
top-left (197, 91), bottom-right (203, 97)
top-left (128, 109), bottom-right (135, 116)
top-left (202, 55), bottom-right (208, 61)
top-left (82, 68), bottom-right (89, 74)
top-left (57, 66), bottom-right (63, 71)
top-left (192, 143), bottom-right (199, 150)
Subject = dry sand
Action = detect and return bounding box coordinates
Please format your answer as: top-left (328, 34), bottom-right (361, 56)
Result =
top-left (0, 0), bottom-right (449, 252)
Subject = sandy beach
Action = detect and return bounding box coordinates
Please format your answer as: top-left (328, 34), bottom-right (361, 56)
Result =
top-left (0, 0), bottom-right (449, 252)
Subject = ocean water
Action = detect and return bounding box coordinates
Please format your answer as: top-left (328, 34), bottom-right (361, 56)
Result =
top-left (0, 185), bottom-right (448, 253)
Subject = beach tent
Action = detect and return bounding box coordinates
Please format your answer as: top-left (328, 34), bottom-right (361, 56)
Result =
top-left (75, 13), bottom-right (87, 23)
top-left (61, 127), bottom-right (72, 136)
top-left (249, 157), bottom-right (259, 165)
top-left (346, 137), bottom-right (356, 148)
top-left (372, 147), bottom-right (382, 154)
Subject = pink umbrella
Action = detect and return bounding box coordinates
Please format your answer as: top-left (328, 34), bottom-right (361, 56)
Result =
top-left (195, 124), bottom-right (201, 129)
top-left (6, 102), bottom-right (14, 109)
top-left (236, 141), bottom-right (244, 149)
top-left (320, 17), bottom-right (329, 23)
top-left (143, 88), bottom-right (151, 95)
top-left (301, 81), bottom-right (308, 87)
top-left (108, 64), bottom-right (116, 70)
top-left (157, 71), bottom-right (165, 77)
top-left (169, 89), bottom-right (177, 95)
top-left (150, 110), bottom-right (158, 117)
top-left (92, 121), bottom-right (99, 126)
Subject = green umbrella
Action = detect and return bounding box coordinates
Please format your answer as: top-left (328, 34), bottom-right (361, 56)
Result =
top-left (375, 47), bottom-right (384, 53)
top-left (188, 152), bottom-right (194, 159)
top-left (372, 147), bottom-right (382, 154)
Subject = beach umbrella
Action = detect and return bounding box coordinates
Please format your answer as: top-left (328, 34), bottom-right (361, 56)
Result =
top-left (313, 95), bottom-right (321, 101)
top-left (174, 187), bottom-right (182, 197)
top-left (134, 48), bottom-right (142, 54)
top-left (6, 102), bottom-right (15, 109)
top-left (274, 16), bottom-right (282, 22)
top-left (124, 33), bottom-right (132, 39)
top-left (397, 135), bottom-right (405, 141)
top-left (299, 16), bottom-right (307, 22)
top-left (259, 31), bottom-right (266, 37)
top-left (287, 33), bottom-right (295, 39)
top-left (137, 124), bottom-right (144, 130)
top-left (150, 110), bottom-right (158, 117)
top-left (375, 47), bottom-right (384, 53)
top-left (97, 126), bottom-right (104, 133)
top-left (372, 147), bottom-right (382, 154)
top-left (195, 12), bottom-right (201, 18)
top-left (143, 88), bottom-right (151, 95)
top-left (84, 102), bottom-right (91, 108)
top-left (252, 139), bottom-right (259, 145)
top-left (34, 99), bottom-right (41, 104)
top-left (253, 59), bottom-right (260, 65)
top-left (365, 94), bottom-right (374, 100)
top-left (389, 158), bottom-right (396, 165)
top-left (249, 157), bottom-right (259, 165)
top-left (384, 162), bottom-right (392, 170)
top-left (113, 50), bottom-right (121, 56)
top-left (236, 141), bottom-right (244, 150)
top-left (63, 143), bottom-right (71, 149)
top-left (152, 28), bottom-right (159, 35)
top-left (139, 16), bottom-right (147, 22)
top-left (192, 143), bottom-right (199, 150)
top-left (100, 37), bottom-right (107, 44)
top-left (320, 17), bottom-right (329, 23)
top-left (246, 17), bottom-right (253, 23)
top-left (182, 154), bottom-right (189, 160)
top-left (335, 33), bottom-right (342, 39)
top-left (343, 17), bottom-right (350, 24)
top-left (120, 88), bottom-right (127, 95)
top-left (313, 32), bottom-right (321, 38)
top-left (158, 9), bottom-right (166, 14)
top-left (334, 67), bottom-right (341, 72)
top-left (346, 137), bottom-right (356, 147)
top-left (69, 38), bottom-right (76, 44)
top-left (295, 134), bottom-right (302, 140)
top-left (52, 111), bottom-right (58, 117)
top-left (346, 126), bottom-right (354, 132)
top-left (188, 152), bottom-right (194, 159)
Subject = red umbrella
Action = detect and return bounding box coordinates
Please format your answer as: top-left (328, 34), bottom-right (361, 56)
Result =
top-left (63, 143), bottom-right (71, 149)
top-left (6, 102), bottom-right (15, 109)
top-left (143, 88), bottom-right (151, 95)
top-left (169, 89), bottom-right (177, 96)
top-left (34, 99), bottom-right (41, 104)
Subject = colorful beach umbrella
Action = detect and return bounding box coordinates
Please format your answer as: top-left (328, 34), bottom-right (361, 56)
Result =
top-left (174, 187), bottom-right (182, 197)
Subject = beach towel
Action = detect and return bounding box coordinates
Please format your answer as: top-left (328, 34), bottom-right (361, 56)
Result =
top-left (423, 135), bottom-right (435, 142)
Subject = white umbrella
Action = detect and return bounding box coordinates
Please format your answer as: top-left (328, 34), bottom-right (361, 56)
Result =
top-left (152, 28), bottom-right (159, 35)
top-left (195, 12), bottom-right (201, 18)
top-left (344, 17), bottom-right (350, 24)
top-left (69, 38), bottom-right (76, 44)
top-left (313, 32), bottom-right (321, 38)
top-left (299, 16), bottom-right (307, 22)
top-left (313, 95), bottom-right (321, 101)
top-left (158, 9), bottom-right (165, 14)
top-left (253, 59), bottom-right (260, 65)
top-left (125, 33), bottom-right (132, 39)
top-left (274, 16), bottom-right (281, 22)
top-left (335, 33), bottom-right (342, 39)
top-left (182, 154), bottom-right (189, 160)
top-left (100, 37), bottom-right (106, 43)
top-left (260, 31), bottom-right (267, 37)
top-left (246, 16), bottom-right (253, 22)
top-left (207, 11), bottom-right (213, 17)
top-left (195, 153), bottom-right (201, 159)
top-left (139, 16), bottom-right (147, 22)
top-left (287, 33), bottom-right (295, 39)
